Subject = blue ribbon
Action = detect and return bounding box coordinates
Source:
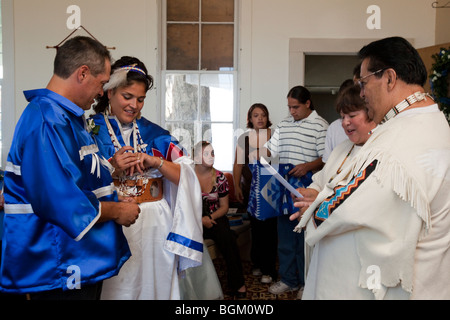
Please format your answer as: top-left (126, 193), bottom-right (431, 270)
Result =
top-left (167, 232), bottom-right (203, 252)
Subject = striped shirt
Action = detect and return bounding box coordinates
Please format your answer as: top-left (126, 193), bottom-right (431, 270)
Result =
top-left (265, 110), bottom-right (328, 165)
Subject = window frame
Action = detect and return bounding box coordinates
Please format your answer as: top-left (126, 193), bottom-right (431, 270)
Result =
top-left (160, 0), bottom-right (239, 171)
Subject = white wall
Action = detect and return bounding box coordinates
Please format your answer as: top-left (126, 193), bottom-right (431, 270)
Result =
top-left (2, 0), bottom-right (161, 165)
top-left (238, 0), bottom-right (436, 128)
top-left (2, 0), bottom-right (438, 165)
top-left (11, 0), bottom-right (160, 119)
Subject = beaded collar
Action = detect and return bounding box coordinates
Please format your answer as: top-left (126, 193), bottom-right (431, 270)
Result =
top-left (382, 92), bottom-right (434, 123)
top-left (103, 110), bottom-right (148, 154)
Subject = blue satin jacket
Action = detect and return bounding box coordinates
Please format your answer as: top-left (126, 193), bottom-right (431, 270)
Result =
top-left (0, 89), bottom-right (130, 294)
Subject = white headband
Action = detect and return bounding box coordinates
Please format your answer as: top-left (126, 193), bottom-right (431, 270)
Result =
top-left (117, 64), bottom-right (146, 76)
top-left (103, 64), bottom-right (146, 91)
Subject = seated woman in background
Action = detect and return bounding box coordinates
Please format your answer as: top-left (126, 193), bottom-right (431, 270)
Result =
top-left (194, 141), bottom-right (247, 299)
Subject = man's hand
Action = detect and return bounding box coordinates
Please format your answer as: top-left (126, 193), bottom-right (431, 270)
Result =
top-left (110, 146), bottom-right (141, 176)
top-left (289, 163), bottom-right (310, 178)
top-left (99, 201), bottom-right (141, 227)
top-left (114, 202), bottom-right (141, 227)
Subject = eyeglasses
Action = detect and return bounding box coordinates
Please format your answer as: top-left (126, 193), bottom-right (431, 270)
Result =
top-left (358, 68), bottom-right (387, 89)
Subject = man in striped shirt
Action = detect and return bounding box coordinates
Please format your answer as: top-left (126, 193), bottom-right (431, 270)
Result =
top-left (266, 86), bottom-right (328, 298)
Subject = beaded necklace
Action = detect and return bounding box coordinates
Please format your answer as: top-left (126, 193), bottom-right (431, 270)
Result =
top-left (103, 111), bottom-right (148, 154)
top-left (382, 92), bottom-right (433, 123)
top-left (328, 144), bottom-right (355, 183)
top-left (103, 111), bottom-right (149, 197)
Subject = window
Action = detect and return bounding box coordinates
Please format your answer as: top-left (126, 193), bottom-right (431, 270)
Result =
top-left (162, 0), bottom-right (237, 171)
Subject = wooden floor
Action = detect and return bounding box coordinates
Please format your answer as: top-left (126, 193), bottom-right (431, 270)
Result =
top-left (213, 258), bottom-right (300, 300)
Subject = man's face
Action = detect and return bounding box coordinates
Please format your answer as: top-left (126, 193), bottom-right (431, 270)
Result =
top-left (80, 59), bottom-right (111, 110)
top-left (359, 58), bottom-right (389, 124)
top-left (287, 97), bottom-right (311, 121)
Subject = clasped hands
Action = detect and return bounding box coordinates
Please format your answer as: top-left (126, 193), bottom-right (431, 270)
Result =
top-left (202, 215), bottom-right (217, 229)
top-left (110, 146), bottom-right (161, 176)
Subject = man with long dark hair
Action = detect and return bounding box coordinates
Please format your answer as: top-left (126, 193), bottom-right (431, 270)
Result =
top-left (266, 86), bottom-right (328, 299)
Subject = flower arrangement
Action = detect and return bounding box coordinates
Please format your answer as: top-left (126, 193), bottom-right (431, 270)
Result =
top-left (430, 47), bottom-right (450, 122)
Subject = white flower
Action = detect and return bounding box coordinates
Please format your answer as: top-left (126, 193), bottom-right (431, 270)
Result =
top-left (86, 119), bottom-right (100, 135)
top-left (87, 119), bottom-right (96, 131)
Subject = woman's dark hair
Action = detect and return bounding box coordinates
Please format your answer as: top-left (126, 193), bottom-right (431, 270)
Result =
top-left (358, 37), bottom-right (427, 86)
top-left (287, 86), bottom-right (314, 110)
top-left (336, 84), bottom-right (371, 120)
top-left (336, 79), bottom-right (355, 113)
top-left (94, 56), bottom-right (154, 114)
top-left (246, 103), bottom-right (272, 128)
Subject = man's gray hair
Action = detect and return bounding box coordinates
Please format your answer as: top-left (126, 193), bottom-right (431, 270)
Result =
top-left (53, 36), bottom-right (111, 79)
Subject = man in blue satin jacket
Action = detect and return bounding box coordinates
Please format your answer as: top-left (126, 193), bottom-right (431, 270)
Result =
top-left (0, 36), bottom-right (141, 299)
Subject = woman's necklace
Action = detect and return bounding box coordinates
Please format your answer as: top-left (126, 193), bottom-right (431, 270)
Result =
top-left (103, 111), bottom-right (149, 192)
top-left (328, 144), bottom-right (355, 183)
top-left (103, 112), bottom-right (147, 154)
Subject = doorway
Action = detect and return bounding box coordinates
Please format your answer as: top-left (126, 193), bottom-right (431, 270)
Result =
top-left (289, 38), bottom-right (374, 123)
top-left (305, 54), bottom-right (360, 123)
